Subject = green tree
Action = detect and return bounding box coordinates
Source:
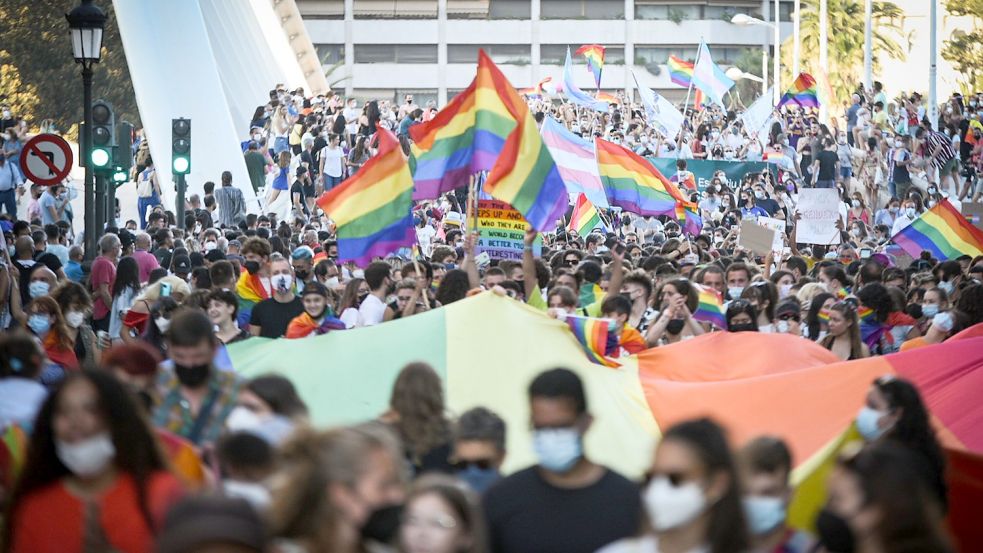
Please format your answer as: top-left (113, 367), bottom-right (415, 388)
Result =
top-left (943, 0), bottom-right (983, 92)
top-left (0, 0), bottom-right (138, 139)
top-left (783, 0), bottom-right (910, 107)
top-left (0, 51), bottom-right (40, 121)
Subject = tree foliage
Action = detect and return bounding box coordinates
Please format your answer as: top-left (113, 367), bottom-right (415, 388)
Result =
top-left (0, 0), bottom-right (138, 139)
top-left (943, 0), bottom-right (983, 92)
top-left (0, 51), bottom-right (40, 121)
top-left (782, 0), bottom-right (910, 107)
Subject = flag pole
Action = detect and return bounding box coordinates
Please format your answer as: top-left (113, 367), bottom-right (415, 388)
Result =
top-left (676, 40), bottom-right (704, 159)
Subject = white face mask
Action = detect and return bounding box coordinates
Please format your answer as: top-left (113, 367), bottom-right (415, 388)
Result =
top-left (323, 276), bottom-right (340, 288)
top-left (156, 317), bottom-right (171, 333)
top-left (226, 405), bottom-right (264, 432)
top-left (65, 310), bottom-right (86, 329)
top-left (223, 480), bottom-right (272, 511)
top-left (55, 432), bottom-right (116, 477)
top-left (643, 476), bottom-right (706, 531)
top-left (272, 274), bottom-right (293, 293)
top-left (204, 241), bottom-right (217, 252)
top-left (352, 269), bottom-right (365, 279)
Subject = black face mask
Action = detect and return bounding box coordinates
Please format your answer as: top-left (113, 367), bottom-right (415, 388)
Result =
top-left (175, 363), bottom-right (211, 388)
top-left (243, 260), bottom-right (260, 275)
top-left (666, 319), bottom-right (685, 335)
top-left (815, 507), bottom-right (855, 553)
top-left (729, 322), bottom-right (757, 332)
top-left (295, 269), bottom-right (310, 281)
top-left (358, 292), bottom-right (369, 305)
top-left (360, 504), bottom-right (403, 544)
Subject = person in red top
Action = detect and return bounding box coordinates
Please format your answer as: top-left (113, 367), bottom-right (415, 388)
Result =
top-left (130, 231), bottom-right (160, 284)
top-left (89, 233), bottom-right (121, 333)
top-left (6, 370), bottom-right (185, 553)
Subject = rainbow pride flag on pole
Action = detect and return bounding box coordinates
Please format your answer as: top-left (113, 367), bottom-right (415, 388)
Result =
top-left (568, 193), bottom-right (602, 237)
top-left (566, 314), bottom-right (620, 368)
top-left (317, 128), bottom-right (416, 266)
top-left (667, 55), bottom-right (693, 87)
top-left (562, 48), bottom-right (609, 112)
top-left (778, 73), bottom-right (821, 109)
top-left (692, 284), bottom-right (726, 329)
top-left (575, 44), bottom-right (605, 89)
top-left (595, 137), bottom-right (689, 218)
top-left (891, 200), bottom-right (983, 260)
top-left (675, 203), bottom-right (704, 237)
top-left (410, 51), bottom-right (568, 231)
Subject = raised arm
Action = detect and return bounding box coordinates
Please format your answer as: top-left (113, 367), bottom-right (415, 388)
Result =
top-left (522, 228), bottom-right (538, 301)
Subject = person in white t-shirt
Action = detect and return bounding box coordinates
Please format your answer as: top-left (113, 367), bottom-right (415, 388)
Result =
top-left (318, 134), bottom-right (345, 191)
top-left (359, 261), bottom-right (395, 326)
top-left (416, 217), bottom-right (437, 258)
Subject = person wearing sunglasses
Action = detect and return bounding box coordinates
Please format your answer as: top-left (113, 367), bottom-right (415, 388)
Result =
top-left (819, 301), bottom-right (870, 360)
top-left (451, 407), bottom-right (507, 495)
top-left (598, 418), bottom-right (749, 553)
top-left (773, 299), bottom-right (803, 336)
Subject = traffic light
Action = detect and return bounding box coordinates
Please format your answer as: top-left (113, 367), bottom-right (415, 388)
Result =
top-left (112, 166), bottom-right (128, 184)
top-left (116, 120), bottom-right (134, 175)
top-left (172, 118), bottom-right (190, 174)
top-left (90, 99), bottom-right (115, 172)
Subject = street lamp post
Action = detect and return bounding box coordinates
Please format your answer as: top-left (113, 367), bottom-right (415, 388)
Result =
top-left (66, 0), bottom-right (106, 261)
top-left (732, 13), bottom-right (780, 105)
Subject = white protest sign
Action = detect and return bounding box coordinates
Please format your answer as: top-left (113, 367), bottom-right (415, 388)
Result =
top-left (757, 216), bottom-right (786, 252)
top-left (797, 188), bottom-right (841, 245)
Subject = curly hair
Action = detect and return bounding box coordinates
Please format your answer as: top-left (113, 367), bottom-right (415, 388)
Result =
top-left (435, 269), bottom-right (471, 306)
top-left (856, 282), bottom-right (892, 323)
top-left (389, 362), bottom-right (450, 462)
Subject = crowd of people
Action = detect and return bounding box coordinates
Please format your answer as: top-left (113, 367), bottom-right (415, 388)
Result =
top-left (0, 75), bottom-right (981, 553)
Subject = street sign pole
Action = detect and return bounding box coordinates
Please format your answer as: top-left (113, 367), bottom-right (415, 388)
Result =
top-left (94, 173), bottom-right (106, 237)
top-left (175, 173), bottom-right (186, 230)
top-left (82, 67), bottom-right (96, 260)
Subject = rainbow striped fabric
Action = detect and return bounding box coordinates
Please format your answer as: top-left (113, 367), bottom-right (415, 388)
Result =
top-left (692, 284), bottom-right (726, 329)
top-left (691, 42), bottom-right (734, 107)
top-left (778, 73), bottom-right (820, 109)
top-left (519, 76), bottom-right (553, 98)
top-left (575, 44), bottom-right (605, 88)
top-left (595, 91), bottom-right (620, 104)
top-left (540, 116), bottom-right (608, 208)
top-left (410, 50), bottom-right (568, 231)
top-left (236, 271), bottom-right (270, 327)
top-left (562, 48), bottom-right (609, 112)
top-left (891, 200), bottom-right (983, 260)
top-left (566, 314), bottom-right (620, 368)
top-left (595, 137), bottom-right (689, 217)
top-left (317, 128), bottom-right (416, 266)
top-left (568, 193), bottom-right (601, 237)
top-left (667, 55), bottom-right (694, 87)
top-left (675, 203), bottom-right (704, 237)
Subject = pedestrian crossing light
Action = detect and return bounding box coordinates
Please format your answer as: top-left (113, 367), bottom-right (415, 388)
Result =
top-left (171, 118), bottom-right (190, 175)
top-left (112, 166), bottom-right (127, 183)
top-left (90, 99), bottom-right (115, 171)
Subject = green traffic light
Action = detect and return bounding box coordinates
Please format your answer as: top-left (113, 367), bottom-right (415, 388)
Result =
top-left (91, 148), bottom-right (110, 167)
top-left (172, 157), bottom-right (190, 174)
top-left (113, 170), bottom-right (127, 183)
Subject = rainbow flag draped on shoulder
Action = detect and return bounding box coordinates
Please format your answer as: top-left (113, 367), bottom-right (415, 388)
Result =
top-left (778, 73), bottom-right (820, 109)
top-left (891, 200), bottom-right (983, 260)
top-left (595, 137), bottom-right (689, 218)
top-left (236, 271), bottom-right (270, 327)
top-left (410, 50), bottom-right (568, 232)
top-left (317, 128), bottom-right (416, 266)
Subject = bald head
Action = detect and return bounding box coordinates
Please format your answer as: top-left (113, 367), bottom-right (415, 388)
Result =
top-left (14, 236), bottom-right (34, 258)
top-left (135, 232), bottom-right (152, 250)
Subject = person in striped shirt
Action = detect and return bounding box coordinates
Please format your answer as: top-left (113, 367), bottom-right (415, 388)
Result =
top-left (213, 170), bottom-right (246, 228)
top-left (916, 127), bottom-right (959, 195)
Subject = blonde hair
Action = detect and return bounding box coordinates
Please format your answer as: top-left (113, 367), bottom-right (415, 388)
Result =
top-left (795, 282), bottom-right (827, 307)
top-left (135, 276), bottom-right (191, 303)
top-left (269, 423), bottom-right (405, 551)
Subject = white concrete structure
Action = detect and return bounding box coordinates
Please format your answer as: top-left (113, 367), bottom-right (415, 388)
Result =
top-left (300, 0), bottom-right (793, 105)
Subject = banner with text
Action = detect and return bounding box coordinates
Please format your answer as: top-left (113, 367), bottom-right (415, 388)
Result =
top-left (646, 158), bottom-right (776, 194)
top-left (477, 199), bottom-right (542, 260)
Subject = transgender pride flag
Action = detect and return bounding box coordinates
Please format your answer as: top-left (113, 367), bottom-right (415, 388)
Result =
top-left (541, 116), bottom-right (608, 209)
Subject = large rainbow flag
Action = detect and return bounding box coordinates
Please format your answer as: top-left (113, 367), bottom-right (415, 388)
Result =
top-left (575, 44), bottom-right (605, 89)
top-left (410, 50), bottom-right (568, 232)
top-left (540, 116), bottom-right (607, 208)
top-left (595, 137), bottom-right (689, 218)
top-left (778, 73), bottom-right (820, 109)
top-left (568, 193), bottom-right (602, 237)
top-left (316, 128), bottom-right (416, 266)
top-left (230, 294), bottom-right (983, 550)
top-left (891, 199), bottom-right (983, 260)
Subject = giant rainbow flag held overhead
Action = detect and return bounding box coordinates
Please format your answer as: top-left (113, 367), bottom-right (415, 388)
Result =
top-left (891, 199), bottom-right (983, 260)
top-left (316, 128), bottom-right (416, 266)
top-left (777, 73), bottom-right (821, 109)
top-left (540, 116), bottom-right (608, 208)
top-left (410, 51), bottom-right (568, 231)
top-left (575, 44), bottom-right (605, 89)
top-left (595, 137), bottom-right (690, 218)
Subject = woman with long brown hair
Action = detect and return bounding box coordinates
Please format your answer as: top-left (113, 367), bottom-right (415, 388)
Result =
top-left (820, 301), bottom-right (870, 360)
top-left (26, 296), bottom-right (78, 373)
top-left (380, 362), bottom-right (453, 475)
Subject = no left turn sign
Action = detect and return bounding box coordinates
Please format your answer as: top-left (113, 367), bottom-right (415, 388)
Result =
top-left (20, 133), bottom-right (74, 186)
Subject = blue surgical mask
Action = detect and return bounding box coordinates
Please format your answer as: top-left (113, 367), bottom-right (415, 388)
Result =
top-left (28, 281), bottom-right (50, 299)
top-left (938, 280), bottom-right (955, 295)
top-left (457, 465), bottom-right (501, 494)
top-left (743, 495), bottom-right (787, 535)
top-left (532, 427), bottom-right (582, 473)
top-left (921, 304), bottom-right (939, 318)
top-left (28, 314), bottom-right (51, 336)
top-left (728, 286), bottom-right (745, 300)
top-left (856, 406), bottom-right (889, 441)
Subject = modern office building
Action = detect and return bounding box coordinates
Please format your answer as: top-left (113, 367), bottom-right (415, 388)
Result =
top-left (298, 0), bottom-right (793, 105)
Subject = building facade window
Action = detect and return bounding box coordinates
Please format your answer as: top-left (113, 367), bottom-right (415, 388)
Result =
top-left (448, 44), bottom-right (531, 64)
top-left (446, 0), bottom-right (531, 19)
top-left (540, 45), bottom-right (625, 65)
top-left (353, 44), bottom-right (438, 63)
top-left (352, 0), bottom-right (438, 19)
top-left (315, 44), bottom-right (345, 66)
top-left (297, 0), bottom-right (345, 19)
top-left (541, 0), bottom-right (624, 19)
top-left (634, 44), bottom-right (754, 66)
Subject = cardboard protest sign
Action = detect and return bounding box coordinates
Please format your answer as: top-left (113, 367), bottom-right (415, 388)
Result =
top-left (756, 216), bottom-right (786, 252)
top-left (797, 188), bottom-right (841, 245)
top-left (477, 199), bottom-right (542, 260)
top-left (739, 219), bottom-right (777, 257)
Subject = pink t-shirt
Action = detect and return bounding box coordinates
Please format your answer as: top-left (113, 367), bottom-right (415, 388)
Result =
top-left (90, 256), bottom-right (116, 319)
top-left (129, 250), bottom-right (160, 284)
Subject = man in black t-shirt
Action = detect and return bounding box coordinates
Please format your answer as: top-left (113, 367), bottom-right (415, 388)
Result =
top-left (290, 166), bottom-right (309, 217)
top-left (249, 256), bottom-right (304, 338)
top-left (483, 368), bottom-right (641, 553)
top-left (811, 137), bottom-right (840, 189)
